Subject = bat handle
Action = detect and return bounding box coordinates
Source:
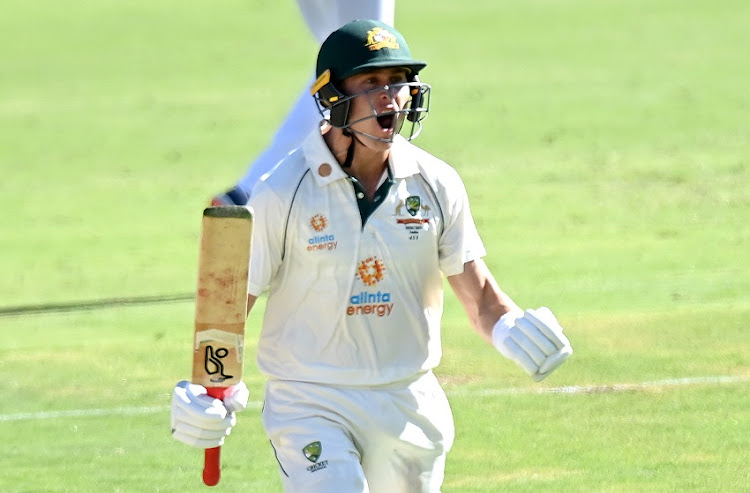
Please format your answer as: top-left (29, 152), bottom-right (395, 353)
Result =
top-left (203, 386), bottom-right (227, 486)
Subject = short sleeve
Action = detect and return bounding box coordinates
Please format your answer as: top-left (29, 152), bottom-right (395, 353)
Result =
top-left (246, 180), bottom-right (285, 296)
top-left (437, 170), bottom-right (486, 277)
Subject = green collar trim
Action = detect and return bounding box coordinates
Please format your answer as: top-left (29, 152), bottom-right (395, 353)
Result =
top-left (349, 168), bottom-right (394, 227)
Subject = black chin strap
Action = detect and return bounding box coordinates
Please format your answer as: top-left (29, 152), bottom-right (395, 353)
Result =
top-left (342, 128), bottom-right (356, 168)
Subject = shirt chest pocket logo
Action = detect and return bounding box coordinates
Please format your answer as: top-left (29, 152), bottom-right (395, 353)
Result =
top-left (394, 195), bottom-right (432, 241)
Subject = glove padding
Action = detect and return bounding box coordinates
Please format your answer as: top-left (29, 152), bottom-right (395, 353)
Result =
top-left (223, 381), bottom-right (250, 413)
top-left (171, 380), bottom-right (249, 449)
top-left (492, 307), bottom-right (573, 381)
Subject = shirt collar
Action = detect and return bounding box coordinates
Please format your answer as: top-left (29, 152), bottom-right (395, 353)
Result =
top-left (302, 129), bottom-right (349, 187)
top-left (389, 135), bottom-right (420, 179)
top-left (302, 130), bottom-right (420, 186)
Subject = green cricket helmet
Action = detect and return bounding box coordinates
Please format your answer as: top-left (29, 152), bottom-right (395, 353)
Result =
top-left (310, 19), bottom-right (431, 141)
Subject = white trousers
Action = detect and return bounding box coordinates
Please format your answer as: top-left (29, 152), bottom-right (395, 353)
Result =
top-left (262, 371), bottom-right (455, 493)
top-left (237, 0), bottom-right (396, 195)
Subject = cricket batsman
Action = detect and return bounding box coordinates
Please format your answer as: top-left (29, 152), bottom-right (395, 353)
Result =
top-left (172, 19), bottom-right (573, 492)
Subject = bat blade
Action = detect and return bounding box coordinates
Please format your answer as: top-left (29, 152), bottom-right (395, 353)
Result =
top-left (192, 205), bottom-right (253, 486)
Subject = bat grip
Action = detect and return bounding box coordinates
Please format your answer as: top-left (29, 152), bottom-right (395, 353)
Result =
top-left (203, 386), bottom-right (228, 486)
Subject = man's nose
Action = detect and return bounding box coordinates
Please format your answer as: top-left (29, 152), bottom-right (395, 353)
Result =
top-left (377, 85), bottom-right (398, 104)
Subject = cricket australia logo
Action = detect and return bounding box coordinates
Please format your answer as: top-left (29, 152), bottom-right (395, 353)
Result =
top-left (303, 441), bottom-right (328, 473)
top-left (405, 195), bottom-right (421, 216)
top-left (303, 441), bottom-right (322, 462)
top-left (348, 257), bottom-right (394, 317)
top-left (365, 27), bottom-right (399, 51)
top-left (307, 213), bottom-right (337, 252)
top-left (394, 195), bottom-right (431, 240)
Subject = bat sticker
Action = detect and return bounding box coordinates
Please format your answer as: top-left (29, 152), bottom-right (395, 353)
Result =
top-left (204, 346), bottom-right (233, 382)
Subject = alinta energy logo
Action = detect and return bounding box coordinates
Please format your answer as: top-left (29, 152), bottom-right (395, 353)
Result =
top-left (348, 257), bottom-right (394, 317)
top-left (357, 257), bottom-right (385, 286)
top-left (307, 213), bottom-right (337, 252)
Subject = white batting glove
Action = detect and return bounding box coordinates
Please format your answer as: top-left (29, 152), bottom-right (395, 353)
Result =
top-left (170, 380), bottom-right (248, 449)
top-left (492, 307), bottom-right (573, 382)
top-left (223, 381), bottom-right (250, 413)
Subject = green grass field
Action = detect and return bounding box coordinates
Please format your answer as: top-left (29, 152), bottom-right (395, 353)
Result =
top-left (1, 0), bottom-right (749, 491)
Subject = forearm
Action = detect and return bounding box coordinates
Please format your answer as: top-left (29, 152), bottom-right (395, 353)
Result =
top-left (448, 259), bottom-right (521, 344)
top-left (468, 284), bottom-right (520, 344)
top-left (475, 281), bottom-right (521, 344)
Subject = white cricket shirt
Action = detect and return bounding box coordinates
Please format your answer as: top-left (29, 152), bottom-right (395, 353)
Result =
top-left (248, 129), bottom-right (486, 386)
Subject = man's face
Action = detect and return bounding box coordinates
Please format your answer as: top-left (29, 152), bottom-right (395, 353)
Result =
top-left (340, 67), bottom-right (411, 142)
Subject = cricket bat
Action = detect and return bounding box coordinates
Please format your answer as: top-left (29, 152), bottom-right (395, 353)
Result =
top-left (192, 205), bottom-right (253, 486)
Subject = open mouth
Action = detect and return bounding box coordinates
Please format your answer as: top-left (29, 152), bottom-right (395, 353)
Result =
top-left (376, 114), bottom-right (395, 130)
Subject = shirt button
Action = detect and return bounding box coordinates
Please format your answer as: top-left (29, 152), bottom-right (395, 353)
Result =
top-left (356, 192), bottom-right (365, 199)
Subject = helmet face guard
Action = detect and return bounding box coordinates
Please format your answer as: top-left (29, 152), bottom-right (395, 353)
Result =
top-left (311, 70), bottom-right (431, 142)
top-left (311, 20), bottom-right (430, 142)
